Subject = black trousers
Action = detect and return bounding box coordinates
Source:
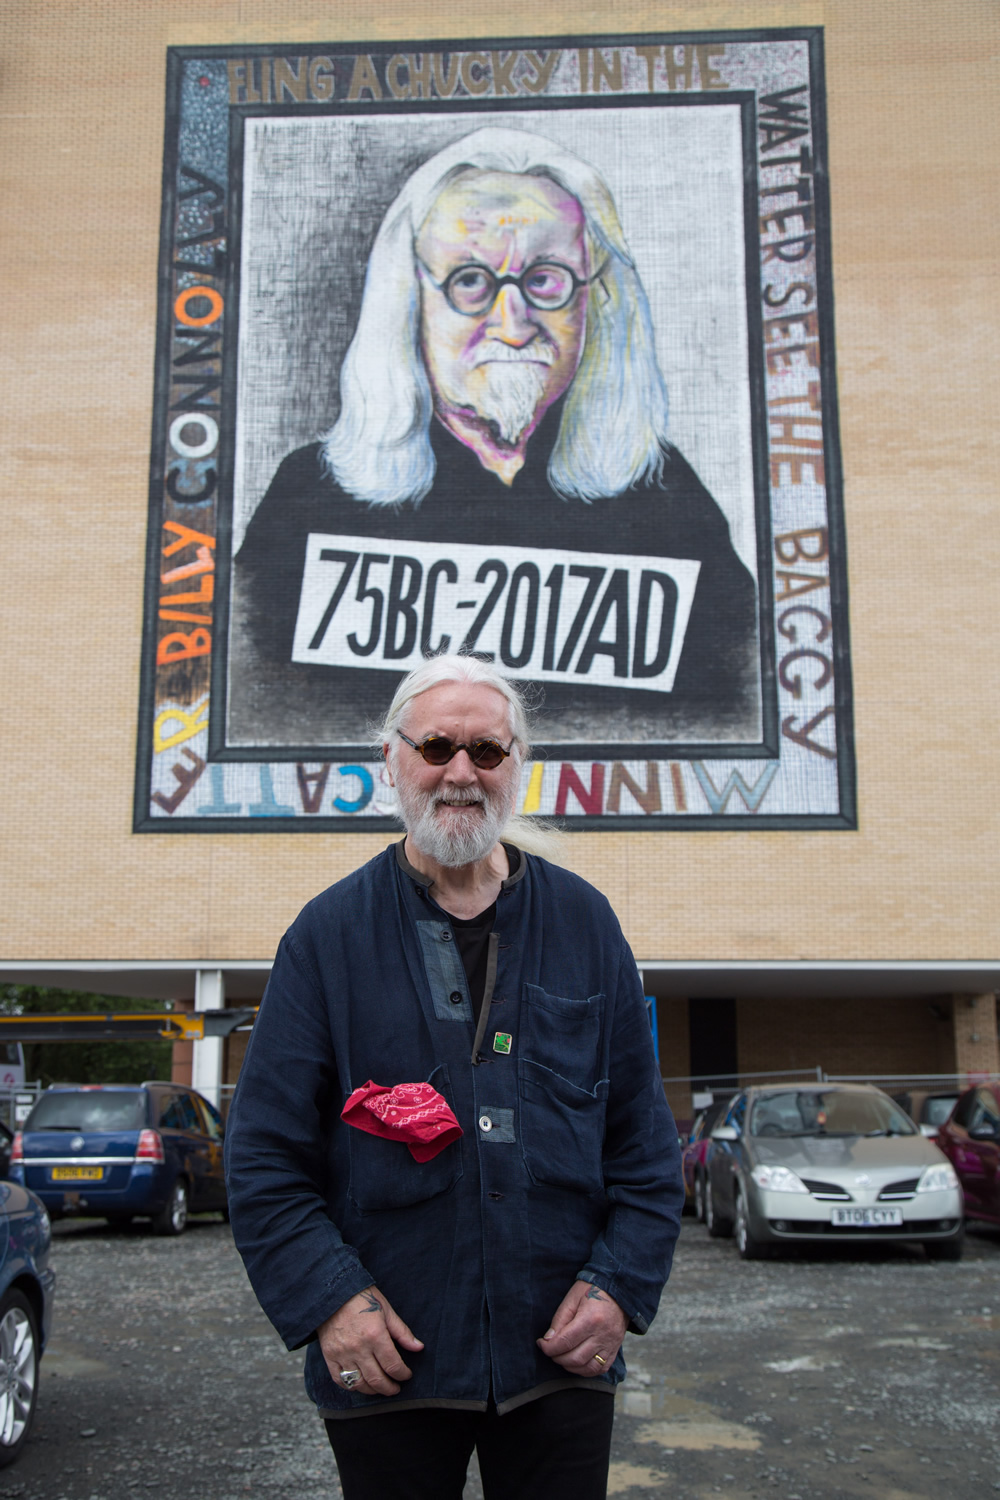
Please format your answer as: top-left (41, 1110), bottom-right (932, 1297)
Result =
top-left (325, 1387), bottom-right (616, 1500)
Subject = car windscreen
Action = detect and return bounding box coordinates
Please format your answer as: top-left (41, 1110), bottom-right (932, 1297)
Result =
top-left (923, 1096), bottom-right (959, 1127)
top-left (26, 1091), bottom-right (147, 1132)
top-left (749, 1090), bottom-right (917, 1138)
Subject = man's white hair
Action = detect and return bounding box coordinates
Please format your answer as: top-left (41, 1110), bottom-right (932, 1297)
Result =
top-left (375, 652), bottom-right (532, 754)
top-left (375, 653), bottom-right (565, 861)
top-left (323, 126), bottom-right (670, 506)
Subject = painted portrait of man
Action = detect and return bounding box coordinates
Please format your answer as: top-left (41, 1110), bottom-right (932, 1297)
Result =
top-left (226, 116), bottom-right (764, 754)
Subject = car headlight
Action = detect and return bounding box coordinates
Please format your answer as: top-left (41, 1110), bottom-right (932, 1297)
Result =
top-left (917, 1164), bottom-right (959, 1193)
top-left (751, 1165), bottom-right (809, 1194)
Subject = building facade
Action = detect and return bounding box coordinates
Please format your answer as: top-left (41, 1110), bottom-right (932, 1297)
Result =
top-left (1, 0), bottom-right (998, 1121)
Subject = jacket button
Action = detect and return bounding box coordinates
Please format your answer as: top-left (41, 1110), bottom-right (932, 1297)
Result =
top-left (449, 991), bottom-right (463, 1006)
top-left (441, 930), bottom-right (452, 941)
top-left (479, 1115), bottom-right (493, 1133)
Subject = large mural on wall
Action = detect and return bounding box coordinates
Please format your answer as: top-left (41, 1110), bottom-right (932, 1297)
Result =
top-left (136, 29), bottom-right (855, 831)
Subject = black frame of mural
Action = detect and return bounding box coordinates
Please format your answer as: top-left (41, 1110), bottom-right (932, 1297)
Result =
top-left (135, 28), bottom-right (855, 833)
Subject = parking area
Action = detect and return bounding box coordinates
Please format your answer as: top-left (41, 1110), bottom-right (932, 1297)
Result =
top-left (6, 1215), bottom-right (999, 1500)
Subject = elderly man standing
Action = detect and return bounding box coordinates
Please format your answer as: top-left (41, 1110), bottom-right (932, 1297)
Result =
top-left (225, 652), bottom-right (683, 1500)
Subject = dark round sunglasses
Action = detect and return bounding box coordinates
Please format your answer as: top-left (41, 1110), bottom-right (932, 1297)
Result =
top-left (397, 730), bottom-right (512, 770)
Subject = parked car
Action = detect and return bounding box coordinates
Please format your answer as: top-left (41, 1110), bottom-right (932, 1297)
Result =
top-left (0, 1179), bottom-right (55, 1466)
top-left (890, 1089), bottom-right (960, 1133)
top-left (704, 1083), bottom-right (964, 1261)
top-left (681, 1098), bottom-right (731, 1219)
top-left (10, 1082), bottom-right (226, 1235)
top-left (934, 1081), bottom-right (1000, 1226)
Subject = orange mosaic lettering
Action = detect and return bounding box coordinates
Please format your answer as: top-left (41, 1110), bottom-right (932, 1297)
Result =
top-left (163, 522), bottom-right (216, 557)
top-left (156, 627), bottom-right (211, 665)
top-left (174, 286), bottom-right (224, 327)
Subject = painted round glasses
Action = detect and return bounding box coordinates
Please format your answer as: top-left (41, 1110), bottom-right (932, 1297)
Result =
top-left (397, 731), bottom-right (512, 770)
top-left (421, 259), bottom-right (604, 316)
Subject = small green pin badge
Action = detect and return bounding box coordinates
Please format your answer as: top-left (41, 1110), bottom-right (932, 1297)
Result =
top-left (493, 1032), bottom-right (512, 1055)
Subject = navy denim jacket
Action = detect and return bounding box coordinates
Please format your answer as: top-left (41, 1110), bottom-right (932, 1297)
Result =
top-left (225, 844), bottom-right (683, 1417)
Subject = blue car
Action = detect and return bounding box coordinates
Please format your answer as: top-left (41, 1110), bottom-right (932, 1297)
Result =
top-left (11, 1082), bottom-right (227, 1235)
top-left (0, 1180), bottom-right (55, 1466)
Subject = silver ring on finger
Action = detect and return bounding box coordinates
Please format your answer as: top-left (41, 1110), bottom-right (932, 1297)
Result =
top-left (339, 1369), bottom-right (362, 1389)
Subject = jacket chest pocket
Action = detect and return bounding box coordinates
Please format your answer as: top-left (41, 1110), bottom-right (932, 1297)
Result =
top-left (346, 1064), bottom-right (464, 1214)
top-left (518, 986), bottom-right (608, 1195)
top-left (521, 984), bottom-right (604, 1090)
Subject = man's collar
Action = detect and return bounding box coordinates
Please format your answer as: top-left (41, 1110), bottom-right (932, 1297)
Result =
top-left (394, 837), bottom-right (526, 891)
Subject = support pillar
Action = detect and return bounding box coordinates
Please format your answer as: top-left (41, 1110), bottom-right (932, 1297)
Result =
top-left (191, 969), bottom-right (225, 1108)
top-left (951, 993), bottom-right (1000, 1084)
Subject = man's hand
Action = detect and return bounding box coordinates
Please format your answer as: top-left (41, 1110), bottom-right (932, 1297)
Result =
top-left (318, 1286), bottom-right (424, 1396)
top-left (536, 1281), bottom-right (627, 1375)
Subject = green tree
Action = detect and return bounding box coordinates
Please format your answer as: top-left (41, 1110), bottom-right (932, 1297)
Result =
top-left (0, 986), bottom-right (174, 1088)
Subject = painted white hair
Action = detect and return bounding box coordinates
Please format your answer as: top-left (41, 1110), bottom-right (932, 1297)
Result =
top-left (323, 126), bottom-right (670, 507)
top-left (374, 653), bottom-right (566, 861)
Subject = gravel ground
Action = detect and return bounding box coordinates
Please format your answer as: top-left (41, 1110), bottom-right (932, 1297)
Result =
top-left (5, 1214), bottom-right (999, 1499)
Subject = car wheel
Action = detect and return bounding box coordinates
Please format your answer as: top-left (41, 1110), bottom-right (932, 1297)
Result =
top-left (0, 1290), bottom-right (39, 1467)
top-left (925, 1230), bottom-right (964, 1262)
top-left (153, 1178), bottom-right (189, 1237)
top-left (735, 1189), bottom-right (769, 1260)
top-left (694, 1173), bottom-right (706, 1223)
top-left (705, 1178), bottom-right (733, 1238)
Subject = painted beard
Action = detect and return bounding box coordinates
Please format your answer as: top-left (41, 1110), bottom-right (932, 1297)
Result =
top-left (437, 343), bottom-right (556, 446)
top-left (395, 775), bottom-right (516, 868)
top-left (475, 360), bottom-right (551, 445)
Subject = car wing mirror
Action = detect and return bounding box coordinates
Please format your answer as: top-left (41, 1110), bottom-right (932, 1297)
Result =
top-left (711, 1124), bottom-right (739, 1142)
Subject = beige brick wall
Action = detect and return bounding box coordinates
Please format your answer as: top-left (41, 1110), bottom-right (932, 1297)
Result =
top-left (951, 993), bottom-right (1000, 1083)
top-left (656, 998), bottom-right (694, 1121)
top-left (1, 0), bottom-right (998, 966)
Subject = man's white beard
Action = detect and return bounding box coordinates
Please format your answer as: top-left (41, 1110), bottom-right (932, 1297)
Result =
top-left (396, 778), bottom-right (515, 868)
top-left (476, 361), bottom-right (550, 445)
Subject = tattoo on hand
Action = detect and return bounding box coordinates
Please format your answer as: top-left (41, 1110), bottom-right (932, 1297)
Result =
top-left (361, 1291), bottom-right (381, 1313)
top-left (586, 1286), bottom-right (605, 1301)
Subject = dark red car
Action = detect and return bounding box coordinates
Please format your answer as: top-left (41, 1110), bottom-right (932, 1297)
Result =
top-left (681, 1099), bottom-right (730, 1219)
top-left (934, 1082), bottom-right (1000, 1226)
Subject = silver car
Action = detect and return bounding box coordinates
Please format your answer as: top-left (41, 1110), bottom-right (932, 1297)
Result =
top-left (705, 1084), bottom-right (964, 1261)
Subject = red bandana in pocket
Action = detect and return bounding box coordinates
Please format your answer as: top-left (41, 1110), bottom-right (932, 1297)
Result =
top-left (341, 1080), bottom-right (464, 1162)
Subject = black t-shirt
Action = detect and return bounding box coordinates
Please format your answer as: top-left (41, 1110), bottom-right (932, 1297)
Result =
top-left (450, 904), bottom-right (496, 1024)
top-left (445, 845), bottom-right (522, 1021)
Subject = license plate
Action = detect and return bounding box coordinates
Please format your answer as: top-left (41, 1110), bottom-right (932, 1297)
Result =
top-left (831, 1206), bottom-right (903, 1227)
top-left (51, 1166), bottom-right (104, 1181)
